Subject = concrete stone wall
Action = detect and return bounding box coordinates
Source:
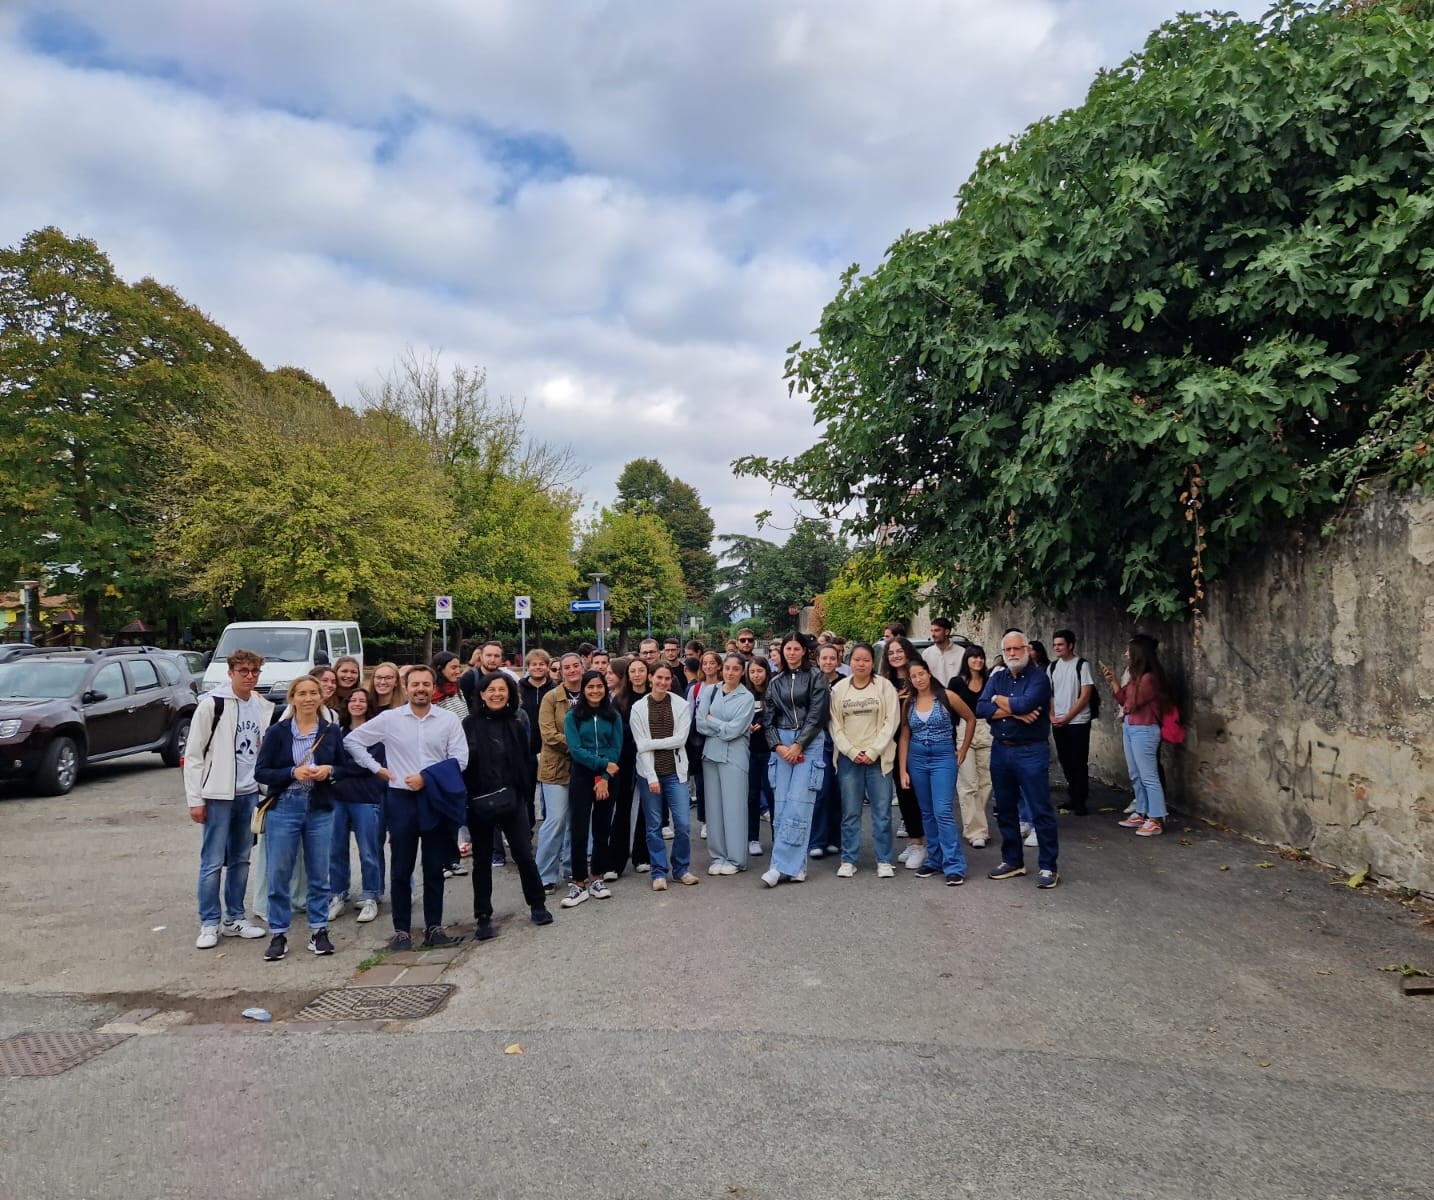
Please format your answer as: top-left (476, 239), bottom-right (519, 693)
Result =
top-left (958, 485), bottom-right (1434, 894)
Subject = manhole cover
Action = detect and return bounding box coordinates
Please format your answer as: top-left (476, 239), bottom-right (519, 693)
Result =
top-left (293, 984), bottom-right (454, 1022)
top-left (0, 1031), bottom-right (134, 1078)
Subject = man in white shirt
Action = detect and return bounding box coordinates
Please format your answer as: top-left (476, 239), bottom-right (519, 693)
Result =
top-left (1049, 628), bottom-right (1096, 816)
top-left (921, 617), bottom-right (966, 686)
top-left (183, 649), bottom-right (274, 949)
top-left (345, 665), bottom-right (469, 950)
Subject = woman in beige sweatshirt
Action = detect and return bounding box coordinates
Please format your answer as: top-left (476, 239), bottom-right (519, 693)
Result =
top-left (827, 643), bottom-right (902, 878)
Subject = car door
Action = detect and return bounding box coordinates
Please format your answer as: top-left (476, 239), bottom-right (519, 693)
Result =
top-left (83, 661), bottom-right (133, 756)
top-left (122, 658), bottom-right (171, 748)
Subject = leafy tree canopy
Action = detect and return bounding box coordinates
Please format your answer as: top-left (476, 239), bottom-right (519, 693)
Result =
top-left (0, 226), bottom-right (261, 634)
top-left (738, 0), bottom-right (1434, 620)
top-left (575, 508), bottom-right (686, 638)
top-left (714, 518), bottom-right (848, 631)
top-left (615, 457), bottom-right (717, 601)
top-left (817, 552), bottom-right (925, 643)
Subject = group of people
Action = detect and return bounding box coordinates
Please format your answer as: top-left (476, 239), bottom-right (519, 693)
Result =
top-left (182, 622), bottom-right (1178, 960)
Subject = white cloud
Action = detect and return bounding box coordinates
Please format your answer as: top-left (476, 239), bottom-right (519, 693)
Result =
top-left (2, 0), bottom-right (1269, 555)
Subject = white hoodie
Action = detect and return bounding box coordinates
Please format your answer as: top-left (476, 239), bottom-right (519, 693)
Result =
top-left (181, 684), bottom-right (275, 806)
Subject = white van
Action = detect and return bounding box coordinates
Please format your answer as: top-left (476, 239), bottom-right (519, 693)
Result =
top-left (201, 620), bottom-right (364, 703)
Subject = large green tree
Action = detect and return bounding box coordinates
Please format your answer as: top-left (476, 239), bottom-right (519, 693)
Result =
top-left (739, 0), bottom-right (1434, 620)
top-left (575, 508), bottom-right (685, 648)
top-left (0, 227), bottom-right (260, 636)
top-left (713, 519), bottom-right (848, 631)
top-left (615, 457), bottom-right (717, 602)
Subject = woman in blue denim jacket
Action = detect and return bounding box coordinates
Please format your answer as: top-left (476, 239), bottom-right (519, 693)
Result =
top-left (254, 675), bottom-right (344, 961)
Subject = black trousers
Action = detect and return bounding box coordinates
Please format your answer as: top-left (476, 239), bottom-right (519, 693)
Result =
top-left (1052, 723), bottom-right (1091, 813)
top-left (568, 769), bottom-right (616, 881)
top-left (613, 759), bottom-right (639, 874)
top-left (469, 802), bottom-right (547, 920)
top-left (384, 789), bottom-right (451, 935)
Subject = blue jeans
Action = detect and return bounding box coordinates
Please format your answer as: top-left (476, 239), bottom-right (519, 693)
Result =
top-left (197, 791), bottom-right (257, 926)
top-left (907, 736), bottom-right (966, 876)
top-left (1123, 722), bottom-right (1167, 819)
top-left (535, 782), bottom-right (570, 886)
top-left (990, 740), bottom-right (1058, 873)
top-left (808, 733), bottom-right (842, 851)
top-left (639, 773), bottom-right (691, 880)
top-left (769, 730), bottom-right (826, 876)
top-left (264, 789), bottom-right (334, 934)
top-left (329, 801), bottom-right (384, 903)
top-left (836, 757), bottom-right (894, 865)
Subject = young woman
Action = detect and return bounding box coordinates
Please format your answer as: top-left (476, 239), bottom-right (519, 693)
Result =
top-left (255, 675), bottom-right (344, 961)
top-left (561, 670), bottom-right (624, 907)
top-left (630, 663), bottom-right (698, 890)
top-left (462, 673), bottom-right (552, 938)
top-left (898, 658), bottom-right (976, 885)
top-left (696, 654), bottom-right (757, 874)
top-left (745, 657), bottom-right (774, 857)
top-left (328, 688), bottom-right (385, 925)
top-left (828, 643), bottom-right (900, 877)
top-left (332, 655), bottom-right (363, 708)
top-left (614, 656), bottom-right (651, 875)
top-left (808, 644), bottom-right (845, 858)
top-left (688, 649), bottom-right (723, 837)
top-left (431, 652), bottom-right (469, 718)
top-left (368, 661), bottom-right (404, 711)
top-left (951, 645), bottom-right (994, 849)
top-left (309, 665), bottom-right (340, 714)
top-left (761, 633), bottom-right (830, 888)
top-left (1104, 634), bottom-right (1171, 837)
top-left (881, 635), bottom-right (926, 868)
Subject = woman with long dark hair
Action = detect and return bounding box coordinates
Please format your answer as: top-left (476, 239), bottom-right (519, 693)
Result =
top-left (745, 657), bottom-right (774, 858)
top-left (560, 670), bottom-right (624, 907)
top-left (1103, 634), bottom-right (1171, 837)
top-left (761, 632), bottom-right (830, 888)
top-left (614, 656), bottom-right (651, 875)
top-left (951, 645), bottom-right (993, 849)
top-left (462, 672), bottom-right (552, 938)
top-left (828, 643), bottom-right (900, 877)
top-left (696, 654), bottom-right (756, 874)
top-left (881, 635), bottom-right (926, 869)
top-left (898, 658), bottom-right (976, 885)
top-left (328, 687), bottom-right (386, 926)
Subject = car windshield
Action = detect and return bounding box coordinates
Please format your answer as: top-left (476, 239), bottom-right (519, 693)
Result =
top-left (0, 660), bottom-right (88, 699)
top-left (213, 628), bottom-right (312, 664)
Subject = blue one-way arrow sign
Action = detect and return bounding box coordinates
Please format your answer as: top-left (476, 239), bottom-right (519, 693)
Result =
top-left (570, 599), bottom-right (604, 612)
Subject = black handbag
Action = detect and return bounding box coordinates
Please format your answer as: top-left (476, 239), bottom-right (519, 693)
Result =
top-left (468, 785), bottom-right (519, 822)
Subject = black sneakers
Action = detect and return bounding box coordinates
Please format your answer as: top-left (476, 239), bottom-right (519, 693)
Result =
top-left (422, 926), bottom-right (461, 948)
top-left (308, 928), bottom-right (335, 956)
top-left (388, 931), bottom-right (412, 952)
top-left (473, 920), bottom-right (497, 942)
top-left (987, 861), bottom-right (1027, 880)
top-left (263, 934), bottom-right (287, 961)
top-left (529, 907), bottom-right (554, 926)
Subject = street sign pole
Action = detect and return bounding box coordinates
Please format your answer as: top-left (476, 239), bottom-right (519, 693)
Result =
top-left (435, 595), bottom-right (453, 654)
top-left (514, 595), bottom-right (531, 663)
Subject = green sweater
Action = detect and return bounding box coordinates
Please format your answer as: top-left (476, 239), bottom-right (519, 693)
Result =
top-left (563, 708), bottom-right (623, 773)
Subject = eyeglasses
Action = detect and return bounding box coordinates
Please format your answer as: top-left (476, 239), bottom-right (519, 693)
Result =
top-left (231, 667), bottom-right (260, 676)
top-left (737, 637), bottom-right (754, 643)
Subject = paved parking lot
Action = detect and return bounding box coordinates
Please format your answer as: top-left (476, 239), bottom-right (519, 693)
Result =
top-left (2, 754), bottom-right (1432, 1198)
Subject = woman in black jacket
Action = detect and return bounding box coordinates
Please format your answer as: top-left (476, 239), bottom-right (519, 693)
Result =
top-left (462, 672), bottom-right (553, 940)
top-left (762, 632), bottom-right (831, 888)
top-left (254, 675), bottom-right (344, 962)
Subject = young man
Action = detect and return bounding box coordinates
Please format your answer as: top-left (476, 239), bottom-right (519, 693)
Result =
top-left (922, 617), bottom-right (965, 687)
top-left (629, 663), bottom-right (699, 890)
top-left (976, 630), bottom-right (1059, 889)
top-left (183, 649), bottom-right (273, 949)
top-left (535, 653), bottom-right (585, 891)
top-left (344, 666), bottom-right (469, 949)
top-left (734, 628), bottom-right (758, 663)
top-left (1049, 628), bottom-right (1096, 816)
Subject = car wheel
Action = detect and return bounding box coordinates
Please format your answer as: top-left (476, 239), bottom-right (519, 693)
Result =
top-left (36, 736), bottom-right (81, 796)
top-left (161, 715), bottom-right (191, 768)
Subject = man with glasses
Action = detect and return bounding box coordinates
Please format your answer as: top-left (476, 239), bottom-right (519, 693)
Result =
top-left (975, 630), bottom-right (1060, 889)
top-left (734, 628), bottom-right (758, 664)
top-left (184, 649), bottom-right (274, 949)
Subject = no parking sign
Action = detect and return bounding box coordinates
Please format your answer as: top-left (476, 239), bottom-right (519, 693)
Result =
top-left (434, 595), bottom-right (453, 620)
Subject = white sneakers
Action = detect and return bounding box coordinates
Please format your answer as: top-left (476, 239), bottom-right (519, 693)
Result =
top-left (901, 845), bottom-right (924, 869)
top-left (836, 862), bottom-right (857, 878)
top-left (708, 862), bottom-right (724, 876)
top-left (356, 899), bottom-right (379, 924)
top-left (761, 868), bottom-right (782, 887)
top-left (717, 863), bottom-right (739, 876)
top-left (876, 862), bottom-right (896, 878)
top-left (748, 840), bottom-right (764, 856)
top-left (327, 895), bottom-right (347, 923)
top-left (195, 925), bottom-right (219, 949)
top-left (699, 823), bottom-right (707, 839)
top-left (220, 919), bottom-right (265, 939)
top-left (1023, 830), bottom-right (1039, 848)
top-left (969, 837), bottom-right (988, 849)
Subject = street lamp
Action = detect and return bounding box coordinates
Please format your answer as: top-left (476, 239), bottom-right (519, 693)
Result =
top-left (13, 580), bottom-right (39, 643)
top-left (588, 572), bottom-right (608, 652)
top-left (643, 593), bottom-right (654, 639)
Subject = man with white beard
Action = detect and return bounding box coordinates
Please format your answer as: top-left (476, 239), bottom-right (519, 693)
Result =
top-left (975, 629), bottom-right (1060, 889)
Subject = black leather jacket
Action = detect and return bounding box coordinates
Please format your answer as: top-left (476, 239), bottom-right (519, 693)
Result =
top-left (764, 668), bottom-right (830, 751)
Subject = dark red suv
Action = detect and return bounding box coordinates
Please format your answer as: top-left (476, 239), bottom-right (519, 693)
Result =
top-left (0, 648), bottom-right (197, 795)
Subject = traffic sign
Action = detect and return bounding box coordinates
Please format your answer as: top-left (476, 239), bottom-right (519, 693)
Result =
top-left (586, 581), bottom-right (611, 604)
top-left (435, 595), bottom-right (453, 620)
top-left (514, 595), bottom-right (531, 620)
top-left (570, 599), bottom-right (604, 612)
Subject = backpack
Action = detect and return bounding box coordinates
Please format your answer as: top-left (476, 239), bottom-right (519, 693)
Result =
top-left (201, 695), bottom-right (225, 759)
top-left (1049, 658), bottom-right (1101, 720)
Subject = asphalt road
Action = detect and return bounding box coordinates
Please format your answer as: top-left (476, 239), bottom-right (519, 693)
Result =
top-left (1, 754), bottom-right (1431, 1199)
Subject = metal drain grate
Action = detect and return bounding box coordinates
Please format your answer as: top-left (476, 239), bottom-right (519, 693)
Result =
top-left (293, 984), bottom-right (454, 1022)
top-left (0, 1031), bottom-right (134, 1078)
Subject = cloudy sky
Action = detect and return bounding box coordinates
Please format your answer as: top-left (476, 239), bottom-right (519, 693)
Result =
top-left (1, 1), bottom-right (1264, 543)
